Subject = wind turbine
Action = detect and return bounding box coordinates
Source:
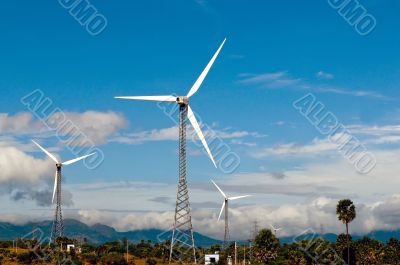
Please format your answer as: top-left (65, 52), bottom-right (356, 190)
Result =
top-left (270, 224), bottom-right (282, 236)
top-left (115, 39), bottom-right (226, 263)
top-left (211, 180), bottom-right (251, 248)
top-left (32, 140), bottom-right (95, 243)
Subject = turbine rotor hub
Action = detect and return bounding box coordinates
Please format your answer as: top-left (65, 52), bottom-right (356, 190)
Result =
top-left (176, 96), bottom-right (189, 105)
top-left (56, 163), bottom-right (62, 169)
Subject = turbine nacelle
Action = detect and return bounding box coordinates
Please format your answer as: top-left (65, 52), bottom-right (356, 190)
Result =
top-left (176, 96), bottom-right (189, 105)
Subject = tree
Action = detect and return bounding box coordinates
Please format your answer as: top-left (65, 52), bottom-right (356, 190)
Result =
top-left (355, 237), bottom-right (384, 265)
top-left (253, 229), bottom-right (280, 264)
top-left (336, 199), bottom-right (356, 265)
top-left (280, 244), bottom-right (305, 265)
top-left (384, 238), bottom-right (400, 265)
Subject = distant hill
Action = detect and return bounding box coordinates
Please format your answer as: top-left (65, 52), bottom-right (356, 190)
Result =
top-left (280, 230), bottom-right (400, 244)
top-left (0, 219), bottom-right (222, 247)
top-left (1, 219), bottom-right (400, 246)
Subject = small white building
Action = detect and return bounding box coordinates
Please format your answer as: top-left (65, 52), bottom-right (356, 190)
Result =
top-left (66, 244), bottom-right (75, 252)
top-left (205, 254), bottom-right (220, 265)
top-left (66, 244), bottom-right (81, 253)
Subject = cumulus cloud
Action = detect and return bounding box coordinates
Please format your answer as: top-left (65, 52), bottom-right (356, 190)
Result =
top-left (0, 112), bottom-right (42, 134)
top-left (0, 142), bottom-right (76, 206)
top-left (70, 193), bottom-right (400, 240)
top-left (78, 209), bottom-right (174, 231)
top-left (51, 111), bottom-right (126, 146)
top-left (0, 111), bottom-right (127, 146)
top-left (0, 145), bottom-right (53, 184)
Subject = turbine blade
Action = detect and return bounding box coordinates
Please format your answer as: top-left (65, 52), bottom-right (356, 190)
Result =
top-left (187, 38), bottom-right (226, 98)
top-left (211, 180), bottom-right (226, 198)
top-left (52, 171), bottom-right (58, 204)
top-left (62, 153), bottom-right (95, 166)
top-left (114, 96), bottom-right (176, 102)
top-left (228, 195), bottom-right (252, 200)
top-left (218, 201), bottom-right (226, 221)
top-left (187, 106), bottom-right (216, 167)
top-left (270, 224), bottom-right (276, 230)
top-left (32, 140), bottom-right (59, 164)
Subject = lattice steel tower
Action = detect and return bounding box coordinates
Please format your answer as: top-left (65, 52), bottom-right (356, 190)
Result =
top-left (224, 198), bottom-right (230, 249)
top-left (115, 39), bottom-right (226, 264)
top-left (169, 103), bottom-right (197, 263)
top-left (51, 164), bottom-right (64, 243)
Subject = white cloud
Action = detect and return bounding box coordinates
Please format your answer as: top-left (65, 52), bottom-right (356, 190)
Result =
top-left (238, 71), bottom-right (301, 88)
top-left (316, 71), bottom-right (334, 80)
top-left (252, 138), bottom-right (337, 158)
top-left (67, 194), bottom-right (400, 240)
top-left (54, 111), bottom-right (127, 146)
top-left (0, 112), bottom-right (42, 134)
top-left (0, 140), bottom-right (78, 206)
top-left (111, 126), bottom-right (262, 145)
top-left (0, 145), bottom-right (52, 184)
top-left (0, 111), bottom-right (127, 146)
top-left (238, 71), bottom-right (385, 99)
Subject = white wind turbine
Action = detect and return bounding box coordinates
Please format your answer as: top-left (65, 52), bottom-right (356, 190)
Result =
top-left (115, 39), bottom-right (226, 263)
top-left (211, 180), bottom-right (251, 248)
top-left (32, 140), bottom-right (95, 242)
top-left (270, 224), bottom-right (283, 236)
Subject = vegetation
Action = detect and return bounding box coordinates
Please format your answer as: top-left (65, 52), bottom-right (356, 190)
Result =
top-left (0, 232), bottom-right (398, 264)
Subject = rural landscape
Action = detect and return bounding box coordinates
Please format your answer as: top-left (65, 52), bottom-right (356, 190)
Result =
top-left (1, 0), bottom-right (399, 264)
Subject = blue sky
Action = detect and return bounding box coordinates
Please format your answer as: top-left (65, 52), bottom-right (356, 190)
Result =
top-left (1, 0), bottom-right (400, 239)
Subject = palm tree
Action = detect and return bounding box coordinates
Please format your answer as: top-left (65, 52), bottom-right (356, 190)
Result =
top-left (336, 199), bottom-right (356, 265)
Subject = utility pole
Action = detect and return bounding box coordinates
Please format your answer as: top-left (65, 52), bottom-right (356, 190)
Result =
top-left (249, 241), bottom-right (253, 265)
top-left (126, 239), bottom-right (129, 263)
top-left (243, 245), bottom-right (246, 265)
top-left (234, 241), bottom-right (237, 265)
top-left (243, 244), bottom-right (245, 265)
top-left (252, 221), bottom-right (259, 240)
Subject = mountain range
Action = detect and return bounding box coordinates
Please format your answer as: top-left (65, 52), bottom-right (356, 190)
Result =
top-left (0, 219), bottom-right (400, 246)
top-left (0, 219), bottom-right (222, 246)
